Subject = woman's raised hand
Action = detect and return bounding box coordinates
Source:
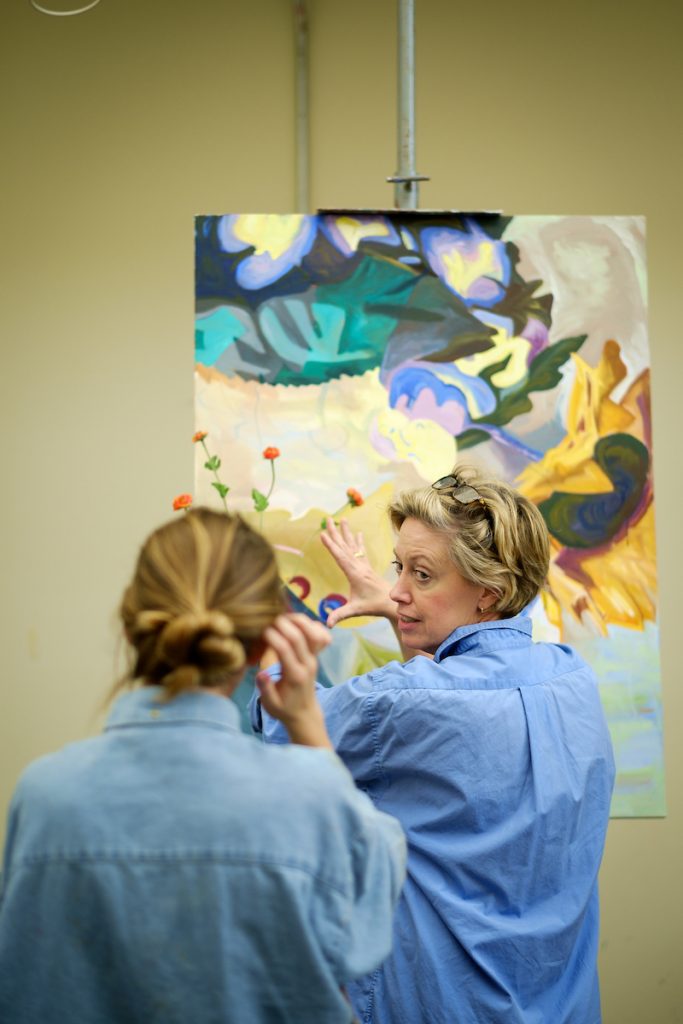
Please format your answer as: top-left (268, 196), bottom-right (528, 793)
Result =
top-left (320, 519), bottom-right (396, 628)
top-left (256, 614), bottom-right (333, 749)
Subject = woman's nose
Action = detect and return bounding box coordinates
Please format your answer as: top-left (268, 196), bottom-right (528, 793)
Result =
top-left (389, 577), bottom-right (410, 604)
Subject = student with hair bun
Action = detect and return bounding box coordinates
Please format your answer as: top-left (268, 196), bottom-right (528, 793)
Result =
top-left (253, 467), bottom-right (615, 1024)
top-left (0, 508), bottom-right (406, 1024)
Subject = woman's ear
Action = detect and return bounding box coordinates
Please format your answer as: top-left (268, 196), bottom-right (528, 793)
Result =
top-left (477, 588), bottom-right (499, 613)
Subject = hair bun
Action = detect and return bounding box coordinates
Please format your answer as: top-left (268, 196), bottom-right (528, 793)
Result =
top-left (130, 609), bottom-right (172, 642)
top-left (158, 611), bottom-right (246, 680)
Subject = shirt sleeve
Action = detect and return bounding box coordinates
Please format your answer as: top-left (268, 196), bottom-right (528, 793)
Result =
top-left (312, 755), bottom-right (407, 982)
top-left (248, 665), bottom-right (390, 790)
top-left (247, 665), bottom-right (292, 744)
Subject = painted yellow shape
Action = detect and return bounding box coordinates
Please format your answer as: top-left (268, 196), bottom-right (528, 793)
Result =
top-left (375, 408), bottom-right (456, 483)
top-left (566, 339), bottom-right (626, 434)
top-left (515, 338), bottom-right (655, 637)
top-left (247, 483), bottom-right (397, 626)
top-left (441, 240), bottom-right (501, 298)
top-left (581, 505), bottom-right (657, 631)
top-left (545, 551), bottom-right (604, 633)
top-left (540, 587), bottom-right (563, 633)
top-left (337, 217), bottom-right (393, 252)
top-left (597, 398), bottom-right (634, 436)
top-left (232, 214), bottom-right (307, 259)
top-left (517, 341), bottom-right (631, 505)
top-left (544, 505), bottom-right (657, 637)
top-left (457, 325), bottom-right (531, 389)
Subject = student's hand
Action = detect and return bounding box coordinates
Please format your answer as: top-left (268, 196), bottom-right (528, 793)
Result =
top-left (256, 614), bottom-right (333, 749)
top-left (320, 519), bottom-right (396, 627)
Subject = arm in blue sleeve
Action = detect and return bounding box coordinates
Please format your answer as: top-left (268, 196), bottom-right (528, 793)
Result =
top-left (247, 664), bottom-right (290, 744)
top-left (337, 792), bottom-right (406, 980)
top-left (249, 662), bottom-right (396, 792)
top-left (247, 664), bottom-right (328, 745)
top-left (311, 756), bottom-right (406, 982)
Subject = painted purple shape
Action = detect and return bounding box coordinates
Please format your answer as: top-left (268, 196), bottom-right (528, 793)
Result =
top-left (521, 317), bottom-right (550, 364)
top-left (216, 215), bottom-right (318, 290)
top-left (420, 220), bottom-right (511, 308)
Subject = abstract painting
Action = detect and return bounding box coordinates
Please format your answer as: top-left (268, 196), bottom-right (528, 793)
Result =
top-left (195, 212), bottom-right (663, 816)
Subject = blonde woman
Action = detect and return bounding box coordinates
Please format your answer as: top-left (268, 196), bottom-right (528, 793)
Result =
top-left (0, 509), bottom-right (406, 1024)
top-left (253, 469), bottom-right (615, 1024)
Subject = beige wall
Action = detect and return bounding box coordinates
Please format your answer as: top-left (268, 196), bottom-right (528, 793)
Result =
top-left (2, 0), bottom-right (681, 1018)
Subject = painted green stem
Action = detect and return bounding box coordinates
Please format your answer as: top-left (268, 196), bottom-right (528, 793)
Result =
top-left (201, 438), bottom-right (229, 512)
top-left (266, 459), bottom-right (276, 501)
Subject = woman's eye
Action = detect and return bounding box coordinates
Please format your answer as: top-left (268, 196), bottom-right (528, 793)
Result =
top-left (391, 560), bottom-right (402, 574)
top-left (415, 570), bottom-right (430, 582)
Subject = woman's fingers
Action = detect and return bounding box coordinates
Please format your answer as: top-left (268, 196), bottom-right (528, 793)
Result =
top-left (256, 615), bottom-right (328, 726)
top-left (320, 533), bottom-right (355, 577)
top-left (322, 519), bottom-right (351, 563)
top-left (290, 614), bottom-right (331, 655)
top-left (322, 519), bottom-right (367, 577)
top-left (260, 615), bottom-right (329, 679)
top-left (320, 527), bottom-right (341, 560)
top-left (326, 600), bottom-right (365, 628)
top-left (325, 517), bottom-right (357, 551)
top-left (320, 519), bottom-right (394, 624)
top-left (340, 519), bottom-right (360, 550)
top-left (264, 617), bottom-right (311, 674)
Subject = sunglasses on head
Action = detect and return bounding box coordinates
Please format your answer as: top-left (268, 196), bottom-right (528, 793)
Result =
top-left (431, 475), bottom-right (494, 531)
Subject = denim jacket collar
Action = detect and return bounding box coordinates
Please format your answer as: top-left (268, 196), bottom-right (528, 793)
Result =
top-left (105, 686), bottom-right (242, 733)
top-left (433, 613), bottom-right (532, 663)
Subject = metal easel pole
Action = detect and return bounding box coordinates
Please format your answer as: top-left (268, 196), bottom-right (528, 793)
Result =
top-left (388, 0), bottom-right (428, 209)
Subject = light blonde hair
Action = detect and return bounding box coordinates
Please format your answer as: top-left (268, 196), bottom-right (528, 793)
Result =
top-left (388, 466), bottom-right (550, 618)
top-left (117, 508), bottom-right (284, 698)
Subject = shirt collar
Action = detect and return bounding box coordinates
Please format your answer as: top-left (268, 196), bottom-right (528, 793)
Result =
top-left (105, 686), bottom-right (243, 733)
top-left (433, 613), bottom-right (532, 663)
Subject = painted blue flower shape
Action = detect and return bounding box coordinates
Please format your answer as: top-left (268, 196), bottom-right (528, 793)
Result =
top-left (420, 219), bottom-right (511, 308)
top-left (216, 214), bottom-right (317, 290)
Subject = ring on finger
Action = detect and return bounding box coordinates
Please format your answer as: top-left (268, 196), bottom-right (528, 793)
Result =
top-left (353, 550), bottom-right (365, 558)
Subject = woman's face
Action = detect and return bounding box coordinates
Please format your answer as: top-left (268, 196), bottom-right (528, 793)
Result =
top-left (390, 517), bottom-right (494, 655)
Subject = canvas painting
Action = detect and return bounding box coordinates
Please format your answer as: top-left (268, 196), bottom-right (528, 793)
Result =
top-left (194, 211), bottom-right (663, 817)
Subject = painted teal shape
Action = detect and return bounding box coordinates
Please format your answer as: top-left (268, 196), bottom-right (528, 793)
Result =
top-left (539, 433), bottom-right (649, 548)
top-left (259, 299), bottom-right (377, 384)
top-left (260, 300), bottom-right (346, 363)
top-left (257, 255), bottom-right (411, 384)
top-left (195, 307), bottom-right (247, 366)
top-left (314, 254), bottom-right (413, 354)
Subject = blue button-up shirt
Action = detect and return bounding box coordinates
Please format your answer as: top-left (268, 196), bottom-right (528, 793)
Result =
top-left (252, 615), bottom-right (615, 1024)
top-left (0, 688), bottom-right (406, 1024)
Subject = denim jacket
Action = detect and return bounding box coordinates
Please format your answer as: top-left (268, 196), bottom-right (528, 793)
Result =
top-left (252, 615), bottom-right (615, 1024)
top-left (0, 687), bottom-right (406, 1024)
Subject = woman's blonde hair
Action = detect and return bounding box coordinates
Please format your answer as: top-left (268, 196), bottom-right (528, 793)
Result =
top-left (389, 466), bottom-right (550, 618)
top-left (117, 508), bottom-right (284, 698)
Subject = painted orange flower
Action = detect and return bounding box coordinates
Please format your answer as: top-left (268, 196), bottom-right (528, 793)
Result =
top-left (172, 493), bottom-right (193, 512)
top-left (192, 430), bottom-right (208, 443)
top-left (346, 488), bottom-right (364, 507)
top-left (263, 446), bottom-right (280, 460)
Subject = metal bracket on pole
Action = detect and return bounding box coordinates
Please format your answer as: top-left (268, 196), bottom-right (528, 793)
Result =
top-left (389, 0), bottom-right (429, 209)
